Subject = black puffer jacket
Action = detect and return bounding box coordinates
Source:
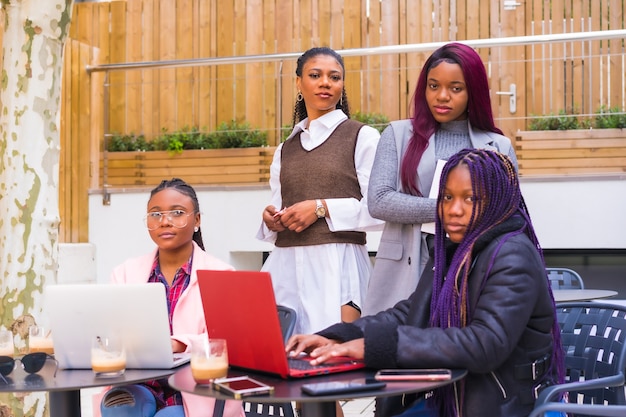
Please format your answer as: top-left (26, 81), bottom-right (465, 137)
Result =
top-left (319, 217), bottom-right (559, 417)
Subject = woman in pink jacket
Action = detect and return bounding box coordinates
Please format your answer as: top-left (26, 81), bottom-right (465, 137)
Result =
top-left (96, 178), bottom-right (244, 417)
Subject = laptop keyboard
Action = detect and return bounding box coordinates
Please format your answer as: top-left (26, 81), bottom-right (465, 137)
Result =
top-left (288, 357), bottom-right (333, 371)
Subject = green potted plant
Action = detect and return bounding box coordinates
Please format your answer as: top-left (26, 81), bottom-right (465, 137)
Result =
top-left (352, 111), bottom-right (390, 133)
top-left (101, 121), bottom-right (274, 187)
top-left (515, 106), bottom-right (625, 176)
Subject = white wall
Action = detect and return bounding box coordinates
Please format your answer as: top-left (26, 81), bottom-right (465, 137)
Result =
top-left (89, 175), bottom-right (626, 283)
top-left (520, 176), bottom-right (626, 249)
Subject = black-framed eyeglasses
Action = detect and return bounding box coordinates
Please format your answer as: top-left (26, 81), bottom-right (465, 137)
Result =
top-left (144, 210), bottom-right (195, 231)
top-left (0, 353), bottom-right (58, 383)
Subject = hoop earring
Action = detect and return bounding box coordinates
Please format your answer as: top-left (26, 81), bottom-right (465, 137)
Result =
top-left (296, 91), bottom-right (303, 102)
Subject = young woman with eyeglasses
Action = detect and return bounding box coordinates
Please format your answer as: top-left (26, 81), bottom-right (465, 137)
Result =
top-left (95, 178), bottom-right (244, 417)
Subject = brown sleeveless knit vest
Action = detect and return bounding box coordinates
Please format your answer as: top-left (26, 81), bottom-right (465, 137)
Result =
top-left (275, 119), bottom-right (367, 247)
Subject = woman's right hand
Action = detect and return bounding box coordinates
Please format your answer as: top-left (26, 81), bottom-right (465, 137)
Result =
top-left (262, 205), bottom-right (286, 232)
top-left (285, 333), bottom-right (336, 357)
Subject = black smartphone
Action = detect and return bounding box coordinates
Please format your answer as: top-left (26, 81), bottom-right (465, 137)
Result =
top-left (374, 369), bottom-right (452, 381)
top-left (212, 376), bottom-right (274, 399)
top-left (301, 378), bottom-right (386, 396)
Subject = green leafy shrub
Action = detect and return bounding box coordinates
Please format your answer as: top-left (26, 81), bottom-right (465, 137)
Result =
top-left (106, 121), bottom-right (267, 152)
top-left (528, 106), bottom-right (626, 131)
top-left (528, 109), bottom-right (585, 131)
top-left (280, 124), bottom-right (293, 142)
top-left (206, 120), bottom-right (268, 149)
top-left (107, 133), bottom-right (151, 151)
top-left (353, 111), bottom-right (390, 133)
top-left (594, 106), bottom-right (626, 129)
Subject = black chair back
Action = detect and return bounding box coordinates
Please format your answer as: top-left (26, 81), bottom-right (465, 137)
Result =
top-left (546, 267), bottom-right (585, 289)
top-left (556, 302), bottom-right (626, 404)
top-left (277, 305), bottom-right (297, 344)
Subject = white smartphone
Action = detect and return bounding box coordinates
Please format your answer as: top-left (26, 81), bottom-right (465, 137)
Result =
top-left (212, 376), bottom-right (274, 399)
top-left (301, 379), bottom-right (386, 396)
top-left (374, 369), bottom-right (452, 381)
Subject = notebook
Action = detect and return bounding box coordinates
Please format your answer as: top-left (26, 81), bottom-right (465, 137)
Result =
top-left (197, 269), bottom-right (365, 379)
top-left (45, 283), bottom-right (190, 369)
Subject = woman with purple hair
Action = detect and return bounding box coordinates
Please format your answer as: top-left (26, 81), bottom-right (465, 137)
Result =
top-left (286, 149), bottom-right (564, 417)
top-left (363, 42), bottom-right (518, 315)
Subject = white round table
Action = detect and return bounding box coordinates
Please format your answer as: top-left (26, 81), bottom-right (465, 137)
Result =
top-left (553, 289), bottom-right (618, 302)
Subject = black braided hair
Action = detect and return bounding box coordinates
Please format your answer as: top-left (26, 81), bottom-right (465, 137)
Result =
top-left (291, 47), bottom-right (350, 126)
top-left (150, 178), bottom-right (205, 251)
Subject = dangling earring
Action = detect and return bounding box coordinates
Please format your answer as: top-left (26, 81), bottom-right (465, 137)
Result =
top-left (340, 93), bottom-right (343, 107)
top-left (296, 91), bottom-right (303, 102)
top-left (194, 227), bottom-right (199, 233)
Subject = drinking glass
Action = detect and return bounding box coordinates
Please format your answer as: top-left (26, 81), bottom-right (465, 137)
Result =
top-left (91, 335), bottom-right (126, 377)
top-left (190, 338), bottom-right (228, 385)
top-left (0, 330), bottom-right (14, 357)
top-left (28, 326), bottom-right (54, 355)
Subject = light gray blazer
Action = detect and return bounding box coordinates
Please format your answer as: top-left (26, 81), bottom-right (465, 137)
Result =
top-left (362, 119), bottom-right (517, 315)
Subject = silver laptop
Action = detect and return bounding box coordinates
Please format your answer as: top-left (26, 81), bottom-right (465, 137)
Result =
top-left (45, 283), bottom-right (190, 369)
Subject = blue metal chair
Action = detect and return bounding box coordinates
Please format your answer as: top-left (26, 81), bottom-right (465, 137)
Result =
top-left (546, 267), bottom-right (584, 290)
top-left (533, 302), bottom-right (626, 414)
top-left (530, 402), bottom-right (626, 416)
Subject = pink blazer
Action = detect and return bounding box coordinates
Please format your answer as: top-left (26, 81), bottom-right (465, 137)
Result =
top-left (92, 241), bottom-right (245, 417)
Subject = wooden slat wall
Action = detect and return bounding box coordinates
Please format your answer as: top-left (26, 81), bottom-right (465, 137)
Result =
top-left (66, 0), bottom-right (625, 143)
top-left (515, 129), bottom-right (626, 176)
top-left (0, 0), bottom-right (620, 243)
top-left (527, 0), bottom-right (625, 120)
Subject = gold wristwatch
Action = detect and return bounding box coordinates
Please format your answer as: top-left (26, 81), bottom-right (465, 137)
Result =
top-left (315, 199), bottom-right (326, 219)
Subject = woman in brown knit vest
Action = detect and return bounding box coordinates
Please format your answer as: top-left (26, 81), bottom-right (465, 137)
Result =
top-left (256, 47), bottom-right (383, 336)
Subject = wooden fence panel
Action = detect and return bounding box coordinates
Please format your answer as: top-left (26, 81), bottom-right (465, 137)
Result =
top-left (608, 0), bottom-right (625, 108)
top-left (141, 0), bottom-right (157, 137)
top-left (343, 0), bottom-right (364, 115)
top-left (589, 0), bottom-right (602, 115)
top-left (197, 1), bottom-right (215, 132)
top-left (24, 0), bottom-right (623, 243)
top-left (276, 0), bottom-right (295, 136)
top-left (515, 130), bottom-right (626, 176)
top-left (126, 0), bottom-right (142, 135)
top-left (245, 0), bottom-right (264, 130)
top-left (215, 2), bottom-right (235, 128)
top-left (63, 0), bottom-right (626, 141)
top-left (176, 0), bottom-right (195, 130)
top-left (403, 0), bottom-right (424, 120)
top-left (109, 2), bottom-right (127, 135)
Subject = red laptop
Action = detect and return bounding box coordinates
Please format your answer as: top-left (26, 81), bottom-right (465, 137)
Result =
top-left (197, 269), bottom-right (365, 379)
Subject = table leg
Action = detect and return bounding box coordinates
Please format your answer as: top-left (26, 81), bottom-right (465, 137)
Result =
top-left (301, 401), bottom-right (336, 417)
top-left (49, 390), bottom-right (81, 417)
top-left (213, 399), bottom-right (226, 417)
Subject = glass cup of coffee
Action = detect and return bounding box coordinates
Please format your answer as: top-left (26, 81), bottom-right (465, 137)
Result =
top-left (0, 330), bottom-right (14, 357)
top-left (28, 326), bottom-right (54, 355)
top-left (91, 335), bottom-right (126, 377)
top-left (190, 338), bottom-right (228, 385)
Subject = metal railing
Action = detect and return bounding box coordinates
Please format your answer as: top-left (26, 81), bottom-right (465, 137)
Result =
top-left (88, 29), bottom-right (626, 203)
top-left (86, 29), bottom-right (626, 73)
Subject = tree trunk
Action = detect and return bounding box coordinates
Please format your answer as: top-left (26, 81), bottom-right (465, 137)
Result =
top-left (0, 1), bottom-right (74, 416)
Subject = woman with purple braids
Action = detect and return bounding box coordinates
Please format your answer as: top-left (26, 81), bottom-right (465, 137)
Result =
top-left (286, 149), bottom-right (564, 417)
top-left (363, 42), bottom-right (518, 316)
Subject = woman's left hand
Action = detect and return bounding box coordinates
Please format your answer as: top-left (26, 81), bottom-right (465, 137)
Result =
top-left (306, 338), bottom-right (365, 365)
top-left (279, 200), bottom-right (320, 233)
